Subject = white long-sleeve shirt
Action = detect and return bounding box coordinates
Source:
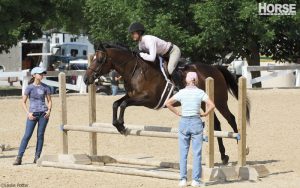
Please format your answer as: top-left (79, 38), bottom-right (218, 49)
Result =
top-left (138, 35), bottom-right (171, 62)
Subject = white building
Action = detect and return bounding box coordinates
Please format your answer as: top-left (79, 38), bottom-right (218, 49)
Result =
top-left (0, 32), bottom-right (95, 71)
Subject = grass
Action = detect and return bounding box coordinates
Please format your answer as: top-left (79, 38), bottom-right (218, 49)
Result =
top-left (260, 56), bottom-right (275, 62)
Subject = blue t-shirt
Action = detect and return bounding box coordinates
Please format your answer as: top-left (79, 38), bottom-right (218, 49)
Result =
top-left (24, 83), bottom-right (51, 113)
top-left (172, 86), bottom-right (209, 117)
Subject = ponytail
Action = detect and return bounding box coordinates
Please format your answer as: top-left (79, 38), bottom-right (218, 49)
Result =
top-left (193, 79), bottom-right (199, 86)
top-left (28, 77), bottom-right (35, 84)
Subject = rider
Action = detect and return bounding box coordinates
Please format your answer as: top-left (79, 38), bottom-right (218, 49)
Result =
top-left (128, 22), bottom-right (182, 86)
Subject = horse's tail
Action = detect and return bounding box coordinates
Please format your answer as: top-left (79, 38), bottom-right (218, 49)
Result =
top-left (215, 65), bottom-right (250, 124)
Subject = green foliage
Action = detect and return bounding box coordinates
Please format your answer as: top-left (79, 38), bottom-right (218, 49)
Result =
top-left (0, 0), bottom-right (299, 66)
top-left (84, 0), bottom-right (131, 45)
top-left (191, 0), bottom-right (300, 63)
top-left (0, 0), bottom-right (54, 52)
top-left (44, 0), bottom-right (87, 34)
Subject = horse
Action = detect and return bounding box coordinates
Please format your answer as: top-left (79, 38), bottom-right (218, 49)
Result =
top-left (84, 44), bottom-right (250, 165)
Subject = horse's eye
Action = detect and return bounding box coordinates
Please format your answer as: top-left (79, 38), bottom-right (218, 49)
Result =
top-left (97, 59), bottom-right (102, 64)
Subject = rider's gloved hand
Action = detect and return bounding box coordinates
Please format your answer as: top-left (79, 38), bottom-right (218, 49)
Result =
top-left (132, 48), bottom-right (140, 56)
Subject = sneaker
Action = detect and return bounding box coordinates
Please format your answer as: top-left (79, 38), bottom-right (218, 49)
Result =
top-left (178, 179), bottom-right (187, 187)
top-left (13, 156), bottom-right (22, 165)
top-left (191, 180), bottom-right (205, 187)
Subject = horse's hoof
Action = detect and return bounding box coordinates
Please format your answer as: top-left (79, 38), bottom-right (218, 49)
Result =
top-left (222, 155), bottom-right (229, 165)
top-left (122, 128), bottom-right (129, 136)
top-left (246, 145), bottom-right (250, 155)
top-left (120, 127), bottom-right (128, 135)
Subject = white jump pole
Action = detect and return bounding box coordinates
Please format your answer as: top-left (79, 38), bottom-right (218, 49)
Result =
top-left (295, 69), bottom-right (300, 87)
top-left (21, 70), bottom-right (29, 95)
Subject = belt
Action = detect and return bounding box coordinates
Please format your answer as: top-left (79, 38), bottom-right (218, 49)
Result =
top-left (162, 44), bottom-right (173, 58)
top-left (181, 115), bottom-right (200, 118)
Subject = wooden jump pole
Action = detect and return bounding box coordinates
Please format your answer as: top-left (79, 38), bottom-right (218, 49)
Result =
top-left (59, 72), bottom-right (68, 154)
top-left (63, 125), bottom-right (240, 140)
top-left (88, 55), bottom-right (97, 156)
top-left (64, 125), bottom-right (178, 138)
top-left (205, 77), bottom-right (214, 168)
top-left (92, 123), bottom-right (240, 139)
top-left (93, 122), bottom-right (179, 133)
top-left (238, 77), bottom-right (247, 166)
top-left (41, 161), bottom-right (179, 180)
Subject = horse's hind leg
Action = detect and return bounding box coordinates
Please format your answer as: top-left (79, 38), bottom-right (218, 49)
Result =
top-left (218, 103), bottom-right (238, 133)
top-left (214, 114), bottom-right (229, 165)
top-left (216, 102), bottom-right (239, 163)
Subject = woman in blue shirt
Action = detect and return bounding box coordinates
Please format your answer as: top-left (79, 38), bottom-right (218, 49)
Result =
top-left (165, 72), bottom-right (215, 187)
top-left (13, 67), bottom-right (52, 165)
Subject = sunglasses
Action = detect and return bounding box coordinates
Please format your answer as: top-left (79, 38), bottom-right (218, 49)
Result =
top-left (36, 73), bottom-right (46, 76)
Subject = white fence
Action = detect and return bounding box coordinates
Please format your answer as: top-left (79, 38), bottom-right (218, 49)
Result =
top-left (0, 70), bottom-right (87, 94)
top-left (242, 64), bottom-right (300, 88)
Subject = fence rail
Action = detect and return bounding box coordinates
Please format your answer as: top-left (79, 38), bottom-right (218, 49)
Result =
top-left (0, 70), bottom-right (87, 94)
top-left (242, 64), bottom-right (300, 88)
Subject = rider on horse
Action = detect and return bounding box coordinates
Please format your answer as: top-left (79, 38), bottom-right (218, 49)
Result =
top-left (128, 22), bottom-right (182, 86)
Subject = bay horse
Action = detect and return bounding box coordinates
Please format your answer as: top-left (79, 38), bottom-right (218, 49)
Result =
top-left (84, 44), bottom-right (250, 165)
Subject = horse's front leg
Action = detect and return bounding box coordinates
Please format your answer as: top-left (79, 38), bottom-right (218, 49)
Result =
top-left (112, 95), bottom-right (129, 133)
top-left (117, 95), bottom-right (149, 135)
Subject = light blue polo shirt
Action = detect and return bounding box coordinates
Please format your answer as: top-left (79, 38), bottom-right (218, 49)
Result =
top-left (24, 83), bottom-right (51, 112)
top-left (172, 86), bottom-right (209, 117)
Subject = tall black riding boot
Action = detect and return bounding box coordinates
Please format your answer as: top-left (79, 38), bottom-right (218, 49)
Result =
top-left (171, 71), bottom-right (184, 90)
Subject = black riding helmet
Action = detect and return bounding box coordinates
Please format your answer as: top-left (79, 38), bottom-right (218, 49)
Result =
top-left (128, 22), bottom-right (145, 34)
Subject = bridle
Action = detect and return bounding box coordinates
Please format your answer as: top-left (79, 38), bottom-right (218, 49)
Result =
top-left (87, 49), bottom-right (141, 81)
top-left (88, 50), bottom-right (108, 80)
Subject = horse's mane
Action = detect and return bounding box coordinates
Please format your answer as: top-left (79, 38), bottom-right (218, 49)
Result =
top-left (98, 42), bottom-right (132, 52)
top-left (98, 42), bottom-right (159, 69)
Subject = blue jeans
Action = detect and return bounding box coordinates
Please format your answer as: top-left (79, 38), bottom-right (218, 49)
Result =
top-left (18, 112), bottom-right (49, 158)
top-left (111, 85), bottom-right (118, 96)
top-left (179, 116), bottom-right (203, 181)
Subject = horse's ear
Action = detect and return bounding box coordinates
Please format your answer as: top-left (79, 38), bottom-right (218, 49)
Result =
top-left (95, 51), bottom-right (102, 61)
top-left (94, 41), bottom-right (106, 52)
top-left (99, 42), bottom-right (107, 52)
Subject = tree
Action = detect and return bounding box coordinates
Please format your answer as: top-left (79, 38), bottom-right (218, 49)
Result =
top-left (0, 0), bottom-right (87, 53)
top-left (192, 0), bottom-right (300, 87)
top-left (44, 0), bottom-right (87, 34)
top-left (1, 0), bottom-right (299, 88)
top-left (0, 0), bottom-right (55, 52)
top-left (84, 0), bottom-right (131, 45)
top-left (84, 0), bottom-right (197, 56)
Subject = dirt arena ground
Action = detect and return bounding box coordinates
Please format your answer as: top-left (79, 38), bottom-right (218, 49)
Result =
top-left (1, 89), bottom-right (300, 188)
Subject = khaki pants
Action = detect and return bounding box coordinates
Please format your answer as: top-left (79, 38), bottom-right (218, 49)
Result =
top-left (167, 44), bottom-right (181, 74)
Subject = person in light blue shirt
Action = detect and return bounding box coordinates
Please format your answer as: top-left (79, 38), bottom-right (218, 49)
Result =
top-left (165, 72), bottom-right (215, 187)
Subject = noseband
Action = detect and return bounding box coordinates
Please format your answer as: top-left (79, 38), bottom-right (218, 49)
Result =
top-left (88, 51), bottom-right (107, 80)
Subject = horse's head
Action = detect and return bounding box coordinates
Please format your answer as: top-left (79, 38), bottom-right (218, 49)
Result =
top-left (84, 50), bottom-right (113, 85)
